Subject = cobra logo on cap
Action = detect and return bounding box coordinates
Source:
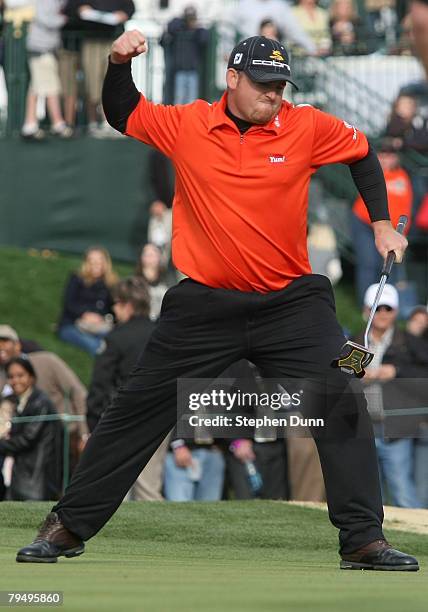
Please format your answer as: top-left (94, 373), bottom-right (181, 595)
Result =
top-left (270, 50), bottom-right (285, 61)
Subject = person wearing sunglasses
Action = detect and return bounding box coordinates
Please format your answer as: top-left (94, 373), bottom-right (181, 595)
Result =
top-left (352, 283), bottom-right (428, 508)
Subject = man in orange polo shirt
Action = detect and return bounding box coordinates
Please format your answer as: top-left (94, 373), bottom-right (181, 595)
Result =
top-left (18, 32), bottom-right (418, 572)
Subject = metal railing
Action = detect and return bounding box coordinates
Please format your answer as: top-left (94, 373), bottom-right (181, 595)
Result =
top-left (0, 20), bottom-right (426, 136)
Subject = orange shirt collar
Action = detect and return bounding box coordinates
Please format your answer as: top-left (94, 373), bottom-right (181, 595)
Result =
top-left (208, 91), bottom-right (283, 135)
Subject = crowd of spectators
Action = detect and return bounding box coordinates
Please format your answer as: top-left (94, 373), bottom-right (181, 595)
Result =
top-left (349, 82), bottom-right (428, 313)
top-left (1, 0), bottom-right (428, 136)
top-left (0, 324), bottom-right (88, 500)
top-left (1, 0), bottom-right (428, 509)
top-left (385, 86), bottom-right (428, 230)
top-left (1, 233), bottom-right (428, 507)
top-left (353, 284), bottom-right (428, 508)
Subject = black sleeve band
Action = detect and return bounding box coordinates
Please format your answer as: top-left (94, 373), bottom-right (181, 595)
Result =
top-left (102, 58), bottom-right (140, 134)
top-left (349, 144), bottom-right (390, 222)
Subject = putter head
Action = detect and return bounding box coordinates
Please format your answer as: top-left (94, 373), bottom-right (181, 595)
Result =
top-left (331, 341), bottom-right (374, 378)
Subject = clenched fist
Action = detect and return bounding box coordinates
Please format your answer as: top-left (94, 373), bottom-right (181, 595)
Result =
top-left (372, 220), bottom-right (408, 264)
top-left (110, 29), bottom-right (148, 64)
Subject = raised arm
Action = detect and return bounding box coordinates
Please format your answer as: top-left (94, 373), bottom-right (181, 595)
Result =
top-left (102, 29), bottom-right (184, 157)
top-left (102, 30), bottom-right (147, 133)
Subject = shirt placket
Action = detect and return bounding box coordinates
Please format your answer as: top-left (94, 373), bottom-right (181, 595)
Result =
top-left (239, 133), bottom-right (244, 172)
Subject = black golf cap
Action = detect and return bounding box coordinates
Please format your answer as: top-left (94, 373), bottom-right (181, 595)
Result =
top-left (227, 36), bottom-right (298, 90)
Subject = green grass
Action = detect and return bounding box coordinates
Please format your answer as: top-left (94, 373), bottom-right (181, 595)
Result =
top-left (335, 282), bottom-right (364, 335)
top-left (1, 501), bottom-right (427, 612)
top-left (0, 247), bottom-right (364, 386)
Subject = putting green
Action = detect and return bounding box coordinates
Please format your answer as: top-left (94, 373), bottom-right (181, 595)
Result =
top-left (1, 501), bottom-right (427, 611)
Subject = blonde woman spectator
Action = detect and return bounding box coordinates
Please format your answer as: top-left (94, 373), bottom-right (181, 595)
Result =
top-left (21, 0), bottom-right (73, 140)
top-left (58, 247), bottom-right (118, 355)
top-left (292, 0), bottom-right (332, 55)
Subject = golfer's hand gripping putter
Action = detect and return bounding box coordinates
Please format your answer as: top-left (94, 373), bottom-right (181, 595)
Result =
top-left (331, 215), bottom-right (408, 378)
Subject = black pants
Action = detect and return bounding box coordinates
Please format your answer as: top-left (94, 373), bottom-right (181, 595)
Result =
top-left (53, 275), bottom-right (384, 554)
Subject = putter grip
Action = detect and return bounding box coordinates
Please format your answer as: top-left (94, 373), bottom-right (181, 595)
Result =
top-left (381, 215), bottom-right (408, 277)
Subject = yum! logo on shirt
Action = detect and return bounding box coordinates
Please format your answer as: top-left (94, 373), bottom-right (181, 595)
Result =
top-left (269, 154), bottom-right (286, 164)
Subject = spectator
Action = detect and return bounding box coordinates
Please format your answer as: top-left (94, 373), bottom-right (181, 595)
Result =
top-left (0, 392), bottom-right (13, 499)
top-left (0, 357), bottom-right (63, 501)
top-left (259, 18), bottom-right (282, 41)
top-left (59, 0), bottom-right (85, 128)
top-left (148, 149), bottom-right (175, 211)
top-left (223, 361), bottom-right (289, 500)
top-left (58, 246), bottom-right (117, 355)
top-left (386, 92), bottom-right (416, 134)
top-left (292, 0), bottom-right (332, 55)
top-left (86, 277), bottom-right (154, 431)
top-left (165, 437), bottom-right (225, 501)
top-left (364, 0), bottom-right (398, 49)
top-left (287, 435), bottom-right (325, 502)
top-left (329, 0), bottom-right (365, 55)
top-left (406, 306), bottom-right (428, 339)
top-left (352, 283), bottom-right (428, 508)
top-left (0, 325), bottom-right (89, 460)
top-left (135, 243), bottom-right (170, 321)
top-left (385, 93), bottom-right (428, 154)
top-left (415, 420), bottom-right (428, 508)
top-left (148, 201), bottom-right (173, 263)
top-left (351, 138), bottom-right (412, 305)
top-left (410, 0), bottom-right (428, 80)
top-left (386, 91), bottom-right (428, 224)
top-left (146, 149), bottom-right (175, 263)
top-left (221, 0), bottom-right (317, 55)
top-left (405, 306), bottom-right (428, 511)
top-left (395, 7), bottom-right (413, 55)
top-left (0, 2), bottom-right (5, 69)
top-left (160, 6), bottom-right (208, 105)
top-left (20, 338), bottom-right (44, 353)
top-left (21, 0), bottom-right (73, 140)
top-left (75, 0), bottom-right (135, 136)
top-left (307, 219), bottom-right (342, 285)
top-left (86, 277), bottom-right (169, 500)
top-left (227, 437), bottom-right (288, 499)
top-left (151, 0), bottom-right (220, 26)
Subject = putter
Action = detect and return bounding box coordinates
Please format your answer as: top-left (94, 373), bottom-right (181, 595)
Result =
top-left (331, 215), bottom-right (408, 378)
